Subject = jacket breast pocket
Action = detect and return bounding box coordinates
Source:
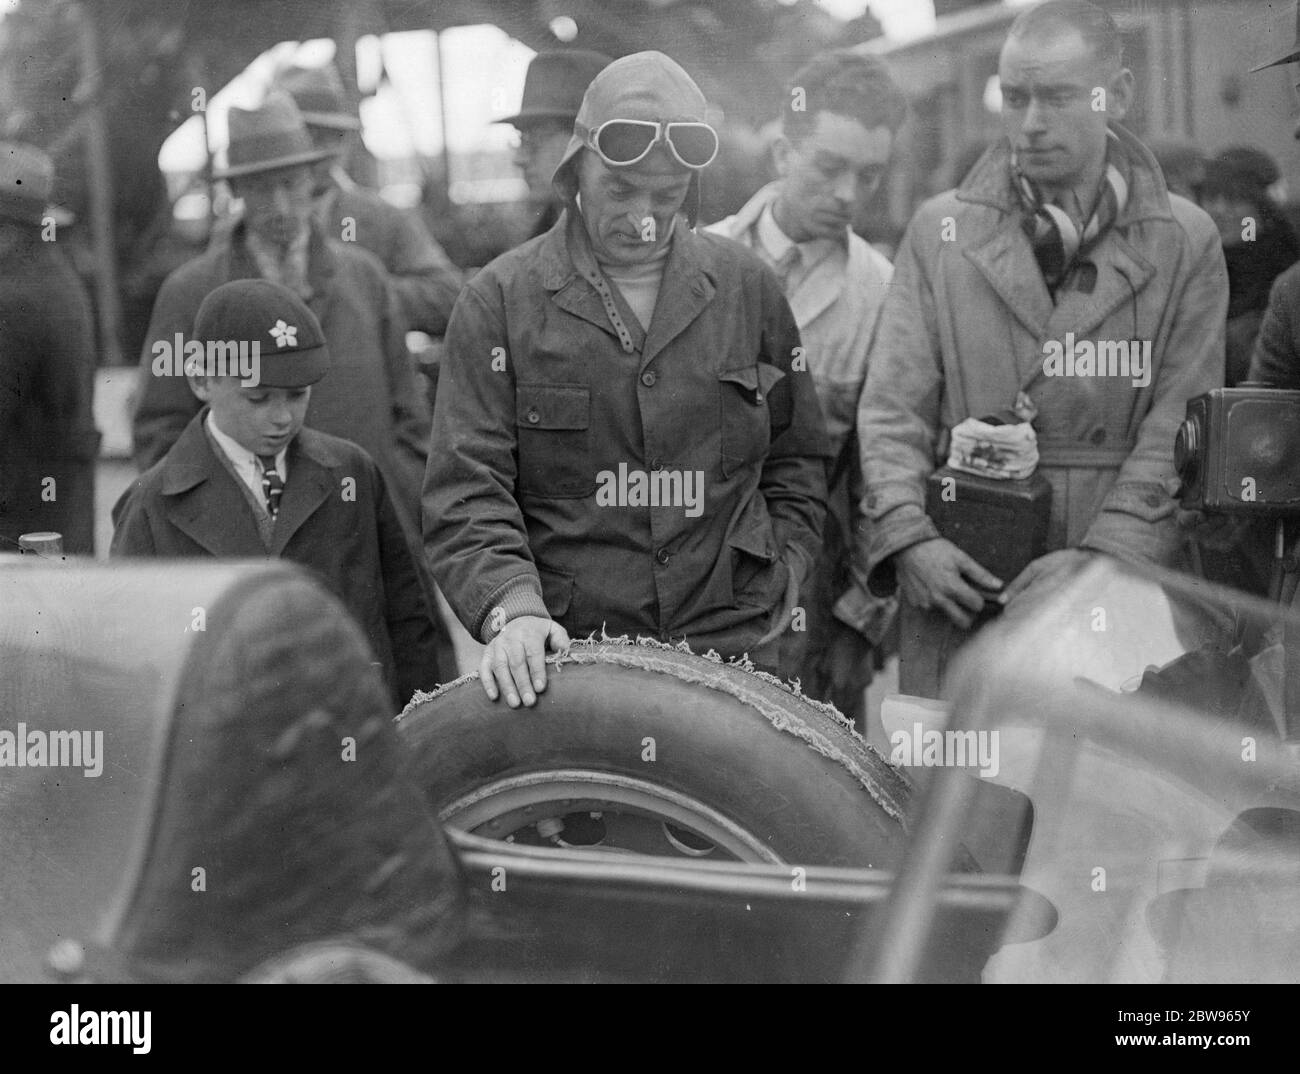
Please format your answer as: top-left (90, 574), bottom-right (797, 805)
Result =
top-left (719, 364), bottom-right (786, 478)
top-left (515, 383), bottom-right (594, 498)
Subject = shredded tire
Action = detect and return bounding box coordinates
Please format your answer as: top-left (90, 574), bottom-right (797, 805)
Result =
top-left (399, 636), bottom-right (912, 868)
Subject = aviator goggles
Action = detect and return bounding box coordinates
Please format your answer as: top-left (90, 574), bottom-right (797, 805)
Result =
top-left (579, 119), bottom-right (720, 170)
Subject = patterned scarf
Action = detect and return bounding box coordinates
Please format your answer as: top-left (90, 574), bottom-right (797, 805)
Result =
top-left (1013, 130), bottom-right (1129, 294)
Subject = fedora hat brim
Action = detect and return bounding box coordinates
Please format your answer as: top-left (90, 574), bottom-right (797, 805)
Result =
top-left (497, 108), bottom-right (578, 128)
top-left (300, 111), bottom-right (362, 132)
top-left (213, 146), bottom-right (336, 181)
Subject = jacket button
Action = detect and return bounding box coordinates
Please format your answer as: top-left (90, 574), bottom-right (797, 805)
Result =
top-left (656, 548), bottom-right (671, 565)
top-left (651, 457), bottom-right (663, 470)
top-left (526, 409), bottom-right (540, 424)
top-left (641, 371), bottom-right (657, 387)
top-left (1090, 428), bottom-right (1106, 444)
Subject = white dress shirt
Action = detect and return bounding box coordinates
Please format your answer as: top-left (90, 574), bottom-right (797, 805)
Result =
top-left (756, 204), bottom-right (840, 292)
top-left (205, 411), bottom-right (287, 507)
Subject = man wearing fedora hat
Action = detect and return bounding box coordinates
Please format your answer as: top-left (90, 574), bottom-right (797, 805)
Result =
top-left (114, 279), bottom-right (441, 707)
top-left (425, 51), bottom-right (829, 708)
top-left (273, 62), bottom-right (462, 337)
top-left (0, 141), bottom-right (101, 556)
top-left (502, 49), bottom-right (611, 239)
top-left (132, 92), bottom-right (432, 538)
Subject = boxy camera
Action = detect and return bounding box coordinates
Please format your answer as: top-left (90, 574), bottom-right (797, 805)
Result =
top-left (1175, 387), bottom-right (1300, 515)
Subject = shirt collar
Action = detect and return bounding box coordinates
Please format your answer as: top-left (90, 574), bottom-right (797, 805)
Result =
top-left (757, 203), bottom-right (796, 263)
top-left (757, 203), bottom-right (846, 268)
top-left (205, 411), bottom-right (286, 478)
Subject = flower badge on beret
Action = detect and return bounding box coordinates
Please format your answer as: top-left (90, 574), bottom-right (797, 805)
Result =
top-left (270, 320), bottom-right (298, 348)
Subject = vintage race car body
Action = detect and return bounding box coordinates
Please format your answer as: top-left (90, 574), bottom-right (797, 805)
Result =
top-left (0, 562), bottom-right (463, 984)
top-left (1, 556), bottom-right (1294, 982)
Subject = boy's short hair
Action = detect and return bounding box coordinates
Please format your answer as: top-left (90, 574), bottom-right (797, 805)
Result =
top-left (783, 51), bottom-right (908, 145)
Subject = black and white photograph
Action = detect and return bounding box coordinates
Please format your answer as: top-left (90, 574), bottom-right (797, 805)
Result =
top-left (1, 0), bottom-right (1298, 1034)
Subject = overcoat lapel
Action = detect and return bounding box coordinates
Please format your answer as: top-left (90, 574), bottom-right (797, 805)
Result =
top-left (963, 217), bottom-right (1053, 350)
top-left (268, 443), bottom-right (334, 555)
top-left (158, 418), bottom-right (266, 557)
top-left (1043, 230), bottom-right (1157, 345)
top-left (957, 123), bottom-right (1169, 388)
top-left (304, 225), bottom-right (338, 317)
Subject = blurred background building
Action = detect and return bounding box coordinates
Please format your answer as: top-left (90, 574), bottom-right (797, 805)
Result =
top-left (1, 0), bottom-right (1297, 441)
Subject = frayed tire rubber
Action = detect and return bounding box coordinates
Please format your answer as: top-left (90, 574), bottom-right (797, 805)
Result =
top-left (398, 640), bottom-right (911, 868)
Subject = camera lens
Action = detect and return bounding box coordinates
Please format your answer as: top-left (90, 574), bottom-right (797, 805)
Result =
top-left (1173, 417), bottom-right (1199, 483)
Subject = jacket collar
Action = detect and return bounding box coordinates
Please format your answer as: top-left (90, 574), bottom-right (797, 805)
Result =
top-left (957, 123), bottom-right (1174, 228)
top-left (159, 409), bottom-right (342, 555)
top-left (724, 181), bottom-right (849, 252)
top-left (538, 208), bottom-right (717, 371)
top-left (957, 125), bottom-right (1162, 355)
top-left (719, 181), bottom-right (854, 325)
top-left (211, 218), bottom-right (339, 307)
top-left (724, 181), bottom-right (779, 237)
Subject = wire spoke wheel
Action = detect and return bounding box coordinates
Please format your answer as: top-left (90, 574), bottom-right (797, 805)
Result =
top-left (440, 769), bottom-right (783, 863)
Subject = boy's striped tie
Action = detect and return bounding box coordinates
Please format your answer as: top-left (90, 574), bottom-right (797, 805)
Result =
top-left (258, 456), bottom-right (284, 521)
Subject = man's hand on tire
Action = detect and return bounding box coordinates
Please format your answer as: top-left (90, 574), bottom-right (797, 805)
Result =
top-left (480, 615), bottom-right (571, 708)
top-left (894, 538), bottom-right (1003, 630)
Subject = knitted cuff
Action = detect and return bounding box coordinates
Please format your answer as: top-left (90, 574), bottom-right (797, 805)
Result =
top-left (479, 578), bottom-right (550, 643)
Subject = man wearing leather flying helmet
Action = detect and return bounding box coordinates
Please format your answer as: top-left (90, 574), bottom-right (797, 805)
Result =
top-left (424, 51), bottom-right (829, 708)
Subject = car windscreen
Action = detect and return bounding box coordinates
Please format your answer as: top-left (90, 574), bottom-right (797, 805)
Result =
top-left (891, 558), bottom-right (1300, 983)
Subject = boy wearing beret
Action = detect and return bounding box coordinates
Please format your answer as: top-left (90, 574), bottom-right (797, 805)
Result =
top-left (112, 279), bottom-right (440, 708)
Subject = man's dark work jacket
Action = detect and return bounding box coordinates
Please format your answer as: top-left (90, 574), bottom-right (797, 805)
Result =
top-left (422, 211), bottom-right (830, 658)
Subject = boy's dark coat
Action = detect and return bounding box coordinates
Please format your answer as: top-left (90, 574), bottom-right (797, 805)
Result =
top-left (112, 410), bottom-right (439, 706)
